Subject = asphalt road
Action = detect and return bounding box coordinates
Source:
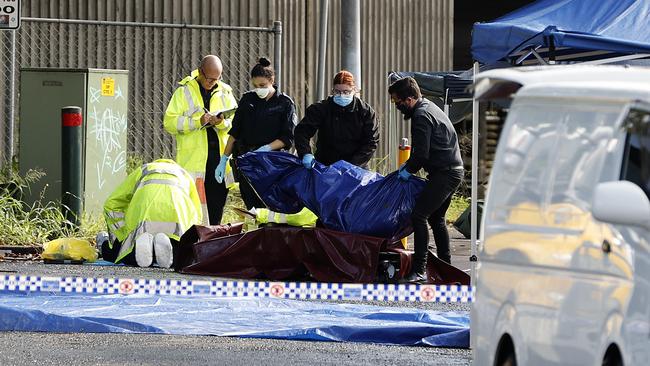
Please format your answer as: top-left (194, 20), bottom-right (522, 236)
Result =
top-left (0, 229), bottom-right (473, 366)
top-left (0, 332), bottom-right (471, 366)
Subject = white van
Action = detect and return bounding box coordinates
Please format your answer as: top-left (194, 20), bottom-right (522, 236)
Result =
top-left (471, 66), bottom-right (650, 366)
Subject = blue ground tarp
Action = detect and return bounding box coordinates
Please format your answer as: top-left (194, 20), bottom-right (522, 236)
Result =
top-left (237, 152), bottom-right (426, 241)
top-left (0, 293), bottom-right (469, 347)
top-left (472, 0), bottom-right (650, 64)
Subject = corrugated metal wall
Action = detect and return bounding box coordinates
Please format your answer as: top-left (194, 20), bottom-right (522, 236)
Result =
top-left (21, 0), bottom-right (453, 165)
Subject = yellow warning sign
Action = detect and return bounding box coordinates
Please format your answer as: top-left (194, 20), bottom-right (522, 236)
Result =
top-left (101, 77), bottom-right (115, 96)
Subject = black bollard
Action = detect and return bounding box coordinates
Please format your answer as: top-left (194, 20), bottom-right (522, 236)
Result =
top-left (61, 106), bottom-right (84, 228)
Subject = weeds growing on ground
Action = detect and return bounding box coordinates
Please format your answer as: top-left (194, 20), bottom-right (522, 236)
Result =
top-left (126, 153), bottom-right (145, 174)
top-left (223, 184), bottom-right (245, 224)
top-left (0, 168), bottom-right (104, 246)
top-left (447, 194), bottom-right (470, 224)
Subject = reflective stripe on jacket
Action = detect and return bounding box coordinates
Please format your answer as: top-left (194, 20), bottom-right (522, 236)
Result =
top-left (256, 207), bottom-right (318, 227)
top-left (163, 69), bottom-right (238, 175)
top-left (103, 159), bottom-right (202, 262)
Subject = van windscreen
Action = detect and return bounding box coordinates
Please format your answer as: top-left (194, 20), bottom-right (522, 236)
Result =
top-left (486, 99), bottom-right (622, 229)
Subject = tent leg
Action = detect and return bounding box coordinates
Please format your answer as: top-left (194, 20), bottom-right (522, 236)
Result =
top-left (470, 62), bottom-right (480, 282)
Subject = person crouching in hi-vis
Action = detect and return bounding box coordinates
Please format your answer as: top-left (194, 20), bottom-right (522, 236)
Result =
top-left (163, 55), bottom-right (238, 226)
top-left (101, 159), bottom-right (202, 268)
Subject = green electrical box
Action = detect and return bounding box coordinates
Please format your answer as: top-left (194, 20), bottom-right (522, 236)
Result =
top-left (19, 68), bottom-right (129, 216)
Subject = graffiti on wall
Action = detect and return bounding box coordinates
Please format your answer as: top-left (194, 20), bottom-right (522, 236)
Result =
top-left (87, 80), bottom-right (127, 191)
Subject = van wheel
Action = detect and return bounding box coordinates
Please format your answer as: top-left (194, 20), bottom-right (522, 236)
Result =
top-left (494, 335), bottom-right (517, 366)
top-left (602, 344), bottom-right (623, 366)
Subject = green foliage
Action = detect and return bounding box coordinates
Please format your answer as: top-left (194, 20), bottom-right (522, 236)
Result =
top-left (367, 155), bottom-right (392, 176)
top-left (223, 184), bottom-right (245, 224)
top-left (447, 194), bottom-right (470, 224)
top-left (126, 153), bottom-right (145, 174)
top-left (0, 168), bottom-right (104, 246)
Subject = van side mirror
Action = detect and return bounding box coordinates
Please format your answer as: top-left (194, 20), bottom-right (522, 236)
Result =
top-left (592, 181), bottom-right (650, 229)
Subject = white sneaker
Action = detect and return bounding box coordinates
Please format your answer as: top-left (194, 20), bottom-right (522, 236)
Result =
top-left (153, 233), bottom-right (173, 269)
top-left (135, 232), bottom-right (154, 267)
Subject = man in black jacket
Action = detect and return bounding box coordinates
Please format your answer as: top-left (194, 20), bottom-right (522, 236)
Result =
top-left (294, 70), bottom-right (379, 168)
top-left (389, 77), bottom-right (464, 283)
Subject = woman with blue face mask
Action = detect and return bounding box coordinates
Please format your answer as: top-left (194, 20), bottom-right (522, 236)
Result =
top-left (294, 70), bottom-right (379, 169)
top-left (216, 57), bottom-right (298, 209)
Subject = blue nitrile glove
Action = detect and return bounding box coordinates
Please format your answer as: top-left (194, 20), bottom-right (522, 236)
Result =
top-left (215, 155), bottom-right (229, 183)
top-left (397, 167), bottom-right (411, 181)
top-left (255, 144), bottom-right (272, 152)
top-left (302, 154), bottom-right (315, 169)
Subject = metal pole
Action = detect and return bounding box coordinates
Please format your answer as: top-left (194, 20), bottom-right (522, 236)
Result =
top-left (341, 0), bottom-right (361, 87)
top-left (61, 106), bottom-right (84, 228)
top-left (317, 0), bottom-right (330, 101)
top-left (273, 21), bottom-right (283, 92)
top-left (470, 62), bottom-right (480, 280)
top-left (548, 36), bottom-right (556, 65)
top-left (7, 30), bottom-right (15, 165)
top-left (443, 88), bottom-right (450, 116)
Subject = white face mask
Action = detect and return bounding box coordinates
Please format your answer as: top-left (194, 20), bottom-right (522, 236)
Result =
top-left (253, 87), bottom-right (273, 99)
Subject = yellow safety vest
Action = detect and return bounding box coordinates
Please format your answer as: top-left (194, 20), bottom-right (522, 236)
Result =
top-left (163, 70), bottom-right (238, 224)
top-left (256, 207), bottom-right (318, 227)
top-left (103, 159), bottom-right (203, 263)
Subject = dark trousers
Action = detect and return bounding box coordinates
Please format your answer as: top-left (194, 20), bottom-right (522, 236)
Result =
top-left (204, 174), bottom-right (228, 225)
top-left (411, 169), bottom-right (463, 266)
top-left (239, 177), bottom-right (266, 210)
top-left (204, 125), bottom-right (228, 225)
top-left (205, 154), bottom-right (229, 225)
top-left (102, 240), bottom-right (136, 265)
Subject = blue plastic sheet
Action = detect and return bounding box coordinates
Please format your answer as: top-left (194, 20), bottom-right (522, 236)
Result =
top-left (236, 152), bottom-right (426, 240)
top-left (0, 293), bottom-right (469, 347)
top-left (84, 260), bottom-right (124, 266)
top-left (472, 0), bottom-right (650, 64)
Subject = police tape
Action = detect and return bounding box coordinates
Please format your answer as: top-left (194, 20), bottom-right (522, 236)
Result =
top-left (0, 275), bottom-right (474, 302)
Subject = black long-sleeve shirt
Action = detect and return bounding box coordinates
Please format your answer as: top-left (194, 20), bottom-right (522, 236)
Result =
top-left (229, 91), bottom-right (297, 156)
top-left (404, 98), bottom-right (463, 174)
top-left (294, 96), bottom-right (379, 167)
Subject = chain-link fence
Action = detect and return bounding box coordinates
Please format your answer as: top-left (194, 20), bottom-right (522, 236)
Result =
top-left (0, 18), bottom-right (280, 167)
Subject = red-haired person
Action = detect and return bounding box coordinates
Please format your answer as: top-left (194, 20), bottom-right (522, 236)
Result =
top-left (294, 70), bottom-right (379, 169)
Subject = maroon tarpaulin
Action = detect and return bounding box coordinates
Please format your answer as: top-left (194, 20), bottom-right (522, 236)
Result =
top-left (173, 223), bottom-right (244, 271)
top-left (175, 225), bottom-right (470, 285)
top-left (180, 226), bottom-right (386, 283)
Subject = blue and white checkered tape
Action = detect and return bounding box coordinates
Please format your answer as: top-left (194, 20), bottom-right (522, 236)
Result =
top-left (0, 275), bottom-right (474, 302)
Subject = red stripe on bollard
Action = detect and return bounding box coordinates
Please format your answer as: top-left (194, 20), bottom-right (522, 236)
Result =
top-left (62, 113), bottom-right (83, 127)
top-left (62, 106), bottom-right (83, 127)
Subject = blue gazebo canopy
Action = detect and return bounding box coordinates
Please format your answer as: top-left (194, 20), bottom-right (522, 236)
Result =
top-left (472, 0), bottom-right (650, 65)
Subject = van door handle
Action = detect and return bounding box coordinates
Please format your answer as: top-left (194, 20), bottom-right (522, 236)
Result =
top-left (602, 240), bottom-right (612, 254)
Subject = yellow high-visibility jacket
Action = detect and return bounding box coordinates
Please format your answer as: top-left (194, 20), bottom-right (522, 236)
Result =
top-left (163, 70), bottom-right (238, 223)
top-left (256, 207), bottom-right (318, 227)
top-left (103, 159), bottom-right (202, 263)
